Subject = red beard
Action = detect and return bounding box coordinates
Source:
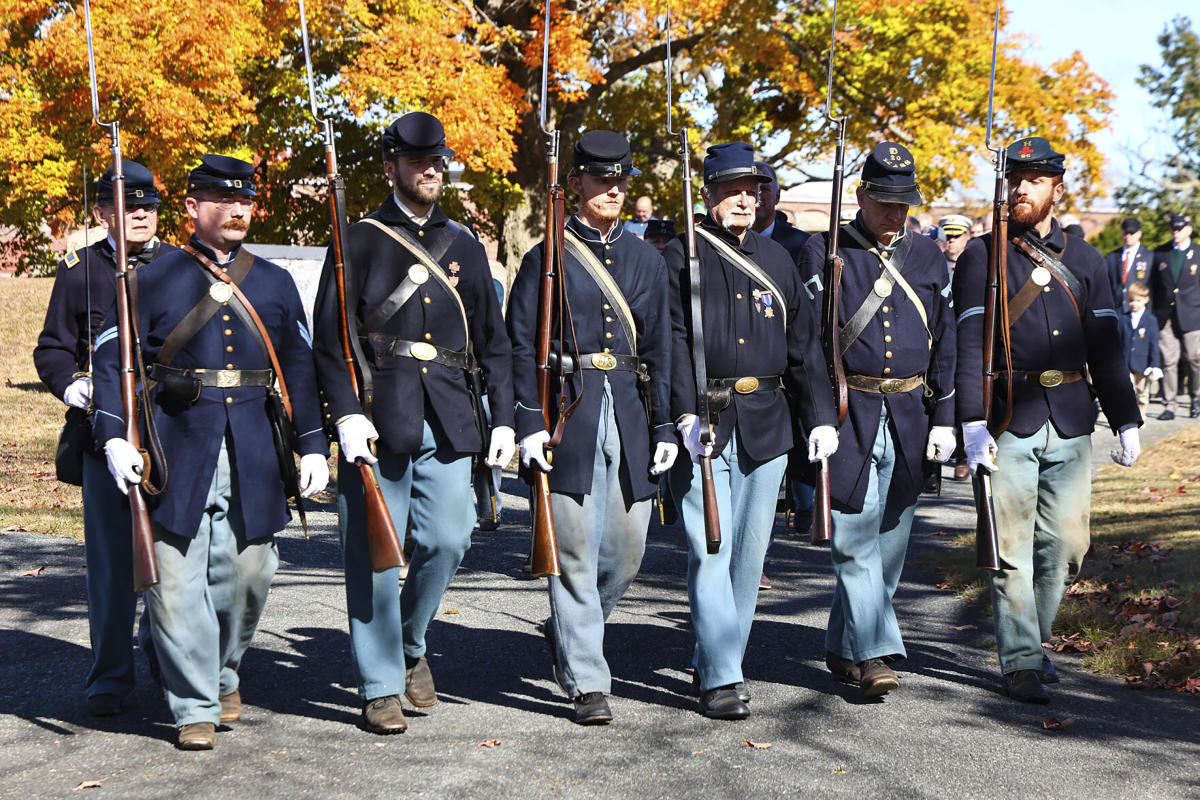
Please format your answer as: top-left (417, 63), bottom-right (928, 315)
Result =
top-left (1009, 192), bottom-right (1053, 228)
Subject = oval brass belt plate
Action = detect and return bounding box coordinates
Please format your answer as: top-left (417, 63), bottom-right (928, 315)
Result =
top-left (878, 378), bottom-right (904, 393)
top-left (209, 282), bottom-right (234, 303)
top-left (409, 342), bottom-right (438, 361)
top-left (734, 376), bottom-right (760, 394)
top-left (1038, 369), bottom-right (1063, 387)
top-left (591, 352), bottom-right (618, 370)
top-left (1031, 266), bottom-right (1052, 287)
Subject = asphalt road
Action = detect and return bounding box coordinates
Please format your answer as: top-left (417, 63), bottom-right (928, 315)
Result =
top-left (2, 414), bottom-right (1198, 799)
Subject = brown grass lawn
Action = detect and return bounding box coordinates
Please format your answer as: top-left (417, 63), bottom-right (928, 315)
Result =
top-left (0, 278), bottom-right (84, 538)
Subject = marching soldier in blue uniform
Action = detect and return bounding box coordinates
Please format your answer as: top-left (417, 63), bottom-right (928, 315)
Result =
top-left (34, 162), bottom-right (173, 717)
top-left (311, 112), bottom-right (516, 735)
top-left (94, 154), bottom-right (329, 748)
top-left (509, 130), bottom-right (675, 725)
top-left (798, 143), bottom-right (957, 697)
top-left (666, 143), bottom-right (837, 719)
top-left (1148, 213), bottom-right (1200, 419)
top-left (954, 137), bottom-right (1141, 703)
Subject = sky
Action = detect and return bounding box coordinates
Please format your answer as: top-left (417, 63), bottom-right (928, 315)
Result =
top-left (1004, 0), bottom-right (1192, 204)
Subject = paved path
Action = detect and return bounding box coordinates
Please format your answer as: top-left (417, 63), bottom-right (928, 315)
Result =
top-left (2, 413), bottom-right (1197, 799)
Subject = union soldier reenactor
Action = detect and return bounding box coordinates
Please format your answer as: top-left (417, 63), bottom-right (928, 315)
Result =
top-left (954, 136), bottom-right (1141, 703)
top-left (666, 143), bottom-right (837, 719)
top-left (311, 112), bottom-right (516, 735)
top-left (34, 161), bottom-right (174, 717)
top-left (93, 154), bottom-right (330, 748)
top-left (1148, 213), bottom-right (1200, 419)
top-left (509, 130), bottom-right (675, 725)
top-left (798, 143), bottom-right (957, 697)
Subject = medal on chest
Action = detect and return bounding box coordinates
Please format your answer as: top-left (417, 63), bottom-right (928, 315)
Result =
top-left (752, 289), bottom-right (775, 318)
top-left (448, 261), bottom-right (460, 287)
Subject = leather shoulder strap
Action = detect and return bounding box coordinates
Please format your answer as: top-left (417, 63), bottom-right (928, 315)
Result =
top-left (695, 228), bottom-right (788, 327)
top-left (839, 226), bottom-right (929, 353)
top-left (563, 228), bottom-right (639, 357)
top-left (157, 247), bottom-right (255, 370)
top-left (1013, 232), bottom-right (1086, 319)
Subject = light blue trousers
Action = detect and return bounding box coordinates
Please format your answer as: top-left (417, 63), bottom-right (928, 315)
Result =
top-left (81, 450), bottom-right (138, 699)
top-left (339, 416), bottom-right (475, 701)
top-left (547, 381), bottom-right (651, 697)
top-left (670, 430), bottom-right (787, 691)
top-left (989, 423), bottom-right (1092, 674)
top-left (826, 410), bottom-right (916, 663)
top-left (146, 436), bottom-right (278, 726)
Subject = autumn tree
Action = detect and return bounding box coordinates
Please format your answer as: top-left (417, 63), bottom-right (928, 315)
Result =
top-left (1, 0), bottom-right (1114, 275)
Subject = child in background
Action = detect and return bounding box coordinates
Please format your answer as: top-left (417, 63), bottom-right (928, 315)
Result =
top-left (1126, 282), bottom-right (1162, 415)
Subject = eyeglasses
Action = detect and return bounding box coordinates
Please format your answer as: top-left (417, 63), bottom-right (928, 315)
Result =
top-left (199, 196), bottom-right (255, 210)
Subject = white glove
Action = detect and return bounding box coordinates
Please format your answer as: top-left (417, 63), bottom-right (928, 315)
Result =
top-left (649, 441), bottom-right (678, 476)
top-left (925, 425), bottom-right (957, 463)
top-left (486, 426), bottom-right (516, 469)
top-left (807, 425), bottom-right (839, 462)
top-left (103, 437), bottom-right (143, 495)
top-left (1111, 427), bottom-right (1141, 467)
top-left (299, 453), bottom-right (330, 498)
top-left (962, 420), bottom-right (998, 474)
top-left (336, 414), bottom-right (378, 465)
top-left (520, 430), bottom-right (553, 472)
top-left (676, 414), bottom-right (713, 463)
top-left (63, 377), bottom-right (92, 410)
top-left (1144, 367), bottom-right (1164, 381)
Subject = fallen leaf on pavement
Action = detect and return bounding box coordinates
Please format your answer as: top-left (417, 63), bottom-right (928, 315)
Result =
top-left (71, 779), bottom-right (106, 790)
top-left (20, 566), bottom-right (46, 577)
top-left (3, 525), bottom-right (29, 532)
top-left (953, 624), bottom-right (978, 631)
top-left (831, 766), bottom-right (849, 774)
top-left (478, 740), bottom-right (502, 748)
top-left (443, 609), bottom-right (461, 615)
top-left (744, 740), bottom-right (772, 749)
top-left (1042, 717), bottom-right (1076, 731)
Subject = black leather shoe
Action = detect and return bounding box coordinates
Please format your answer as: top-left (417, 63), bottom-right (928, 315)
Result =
top-left (1004, 670), bottom-right (1050, 703)
top-left (1190, 405), bottom-right (1200, 419)
top-left (404, 657), bottom-right (438, 708)
top-left (1160, 409), bottom-right (1176, 421)
top-left (859, 659), bottom-right (900, 697)
top-left (361, 695), bottom-right (408, 734)
top-left (700, 687), bottom-right (751, 720)
top-left (690, 672), bottom-right (750, 703)
top-left (573, 692), bottom-right (613, 725)
top-left (86, 693), bottom-right (122, 717)
top-left (825, 652), bottom-right (861, 684)
top-left (1038, 654), bottom-right (1059, 685)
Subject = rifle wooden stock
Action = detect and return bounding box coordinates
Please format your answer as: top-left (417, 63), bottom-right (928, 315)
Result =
top-left (325, 139), bottom-right (404, 571)
top-left (110, 143), bottom-right (159, 591)
top-left (812, 457), bottom-right (833, 544)
top-left (700, 456), bottom-right (720, 554)
top-left (973, 470), bottom-right (1001, 570)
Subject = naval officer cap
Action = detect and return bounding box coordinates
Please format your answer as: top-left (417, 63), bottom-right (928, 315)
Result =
top-left (381, 112), bottom-right (455, 161)
top-left (1121, 217), bottom-right (1142, 234)
top-left (938, 214), bottom-right (972, 237)
top-left (187, 154), bottom-right (257, 196)
top-left (1004, 136), bottom-right (1066, 176)
top-left (703, 142), bottom-right (770, 185)
top-left (860, 142), bottom-right (923, 206)
top-left (96, 161), bottom-right (159, 206)
top-left (571, 130), bottom-right (641, 178)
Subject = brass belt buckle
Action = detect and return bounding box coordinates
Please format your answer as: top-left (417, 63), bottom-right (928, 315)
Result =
top-left (591, 352), bottom-right (618, 370)
top-left (734, 376), bottom-right (760, 394)
top-left (878, 378), bottom-right (904, 394)
top-left (409, 342), bottom-right (437, 361)
top-left (215, 369), bottom-right (239, 388)
top-left (1039, 369), bottom-right (1064, 388)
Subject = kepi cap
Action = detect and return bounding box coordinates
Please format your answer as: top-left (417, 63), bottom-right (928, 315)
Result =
top-left (187, 154), bottom-right (257, 196)
top-left (703, 143), bottom-right (770, 185)
top-left (1005, 136), bottom-right (1065, 176)
top-left (96, 161), bottom-right (159, 206)
top-left (381, 112), bottom-right (455, 161)
top-left (860, 142), bottom-right (923, 206)
top-left (1169, 213), bottom-right (1192, 230)
top-left (571, 130), bottom-right (641, 178)
top-left (644, 219), bottom-right (676, 239)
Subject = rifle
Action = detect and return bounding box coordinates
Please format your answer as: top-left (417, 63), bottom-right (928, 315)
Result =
top-left (298, 0), bottom-right (403, 570)
top-left (528, 0), bottom-right (567, 578)
top-left (83, 0), bottom-right (157, 591)
top-left (666, 7), bottom-right (721, 554)
top-left (811, 0), bottom-right (850, 546)
top-left (974, 3), bottom-right (1009, 571)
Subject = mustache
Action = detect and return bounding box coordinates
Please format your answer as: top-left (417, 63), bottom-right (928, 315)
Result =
top-left (221, 220), bottom-right (250, 232)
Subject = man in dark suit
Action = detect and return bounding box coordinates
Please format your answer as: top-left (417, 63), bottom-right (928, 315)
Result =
top-left (1105, 217), bottom-right (1153, 315)
top-left (752, 161), bottom-right (810, 264)
top-left (1148, 213), bottom-right (1200, 419)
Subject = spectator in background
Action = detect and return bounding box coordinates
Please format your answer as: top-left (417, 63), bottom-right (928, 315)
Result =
top-left (937, 214), bottom-right (972, 278)
top-left (625, 195), bottom-right (656, 238)
top-left (643, 218), bottom-right (676, 253)
top-left (1149, 213), bottom-right (1200, 420)
top-left (1105, 218), bottom-right (1153, 315)
top-left (973, 212), bottom-right (992, 238)
top-left (1125, 281), bottom-right (1162, 415)
top-left (1059, 212), bottom-right (1086, 239)
top-left (752, 161), bottom-right (811, 264)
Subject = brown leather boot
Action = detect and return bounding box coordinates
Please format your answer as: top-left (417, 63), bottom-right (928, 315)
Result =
top-left (404, 657), bottom-right (438, 708)
top-left (858, 659), bottom-right (900, 697)
top-left (178, 722), bottom-right (216, 750)
top-left (219, 689), bottom-right (241, 723)
top-left (361, 695), bottom-right (408, 734)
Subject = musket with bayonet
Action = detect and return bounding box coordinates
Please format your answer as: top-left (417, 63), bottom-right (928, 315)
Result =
top-left (298, 0), bottom-right (403, 569)
top-left (811, 0), bottom-right (849, 546)
top-left (83, 0), bottom-right (158, 591)
top-left (666, 8), bottom-right (721, 553)
top-left (974, 3), bottom-right (1007, 571)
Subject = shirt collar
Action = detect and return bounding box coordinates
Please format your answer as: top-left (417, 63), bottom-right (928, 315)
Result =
top-left (1176, 240), bottom-right (1192, 252)
top-left (569, 214), bottom-right (624, 244)
top-left (188, 235), bottom-right (239, 265)
top-left (392, 194), bottom-right (433, 227)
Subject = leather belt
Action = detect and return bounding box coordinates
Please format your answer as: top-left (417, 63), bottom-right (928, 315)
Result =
top-left (548, 351), bottom-right (643, 373)
top-left (369, 334), bottom-right (475, 371)
top-left (845, 373), bottom-right (924, 394)
top-left (149, 363), bottom-right (274, 388)
top-left (707, 375), bottom-right (783, 394)
top-left (1004, 369), bottom-right (1083, 388)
